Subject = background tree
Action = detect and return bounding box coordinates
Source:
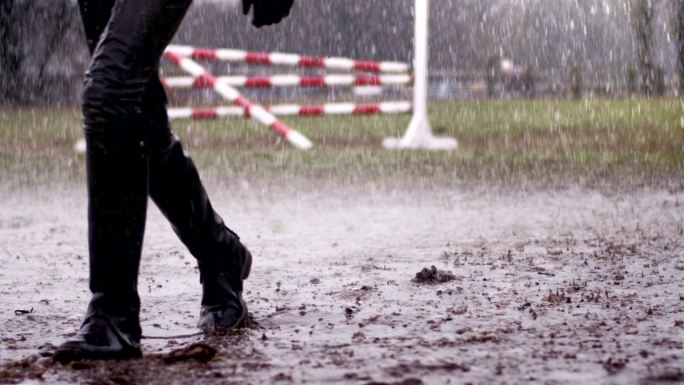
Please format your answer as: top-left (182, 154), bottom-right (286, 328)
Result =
top-left (522, 66), bottom-right (536, 98)
top-left (630, 0), bottom-right (657, 95)
top-left (654, 66), bottom-right (666, 95)
top-left (486, 56), bottom-right (499, 98)
top-left (571, 66), bottom-right (583, 99)
top-left (0, 0), bottom-right (25, 103)
top-left (0, 0), bottom-right (76, 104)
top-left (675, 0), bottom-right (684, 95)
top-left (626, 65), bottom-right (638, 95)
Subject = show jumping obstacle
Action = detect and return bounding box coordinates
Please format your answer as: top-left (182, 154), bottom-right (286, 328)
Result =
top-left (73, 0), bottom-right (456, 152)
top-left (162, 44), bottom-right (414, 150)
top-left (160, 0), bottom-right (456, 150)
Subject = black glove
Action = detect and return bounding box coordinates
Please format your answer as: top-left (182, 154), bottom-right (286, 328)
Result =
top-left (242, 0), bottom-right (294, 28)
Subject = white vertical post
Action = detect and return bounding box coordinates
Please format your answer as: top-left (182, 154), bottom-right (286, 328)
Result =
top-left (411, 0), bottom-right (430, 126)
top-left (383, 0), bottom-right (457, 150)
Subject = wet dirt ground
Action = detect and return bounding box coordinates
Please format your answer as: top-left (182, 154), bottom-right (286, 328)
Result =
top-left (1, 183), bottom-right (683, 385)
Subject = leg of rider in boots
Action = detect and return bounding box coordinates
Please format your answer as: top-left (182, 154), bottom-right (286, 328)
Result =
top-left (54, 0), bottom-right (193, 362)
top-left (55, 0), bottom-right (296, 362)
top-left (126, 0), bottom-right (301, 333)
top-left (143, 76), bottom-right (252, 332)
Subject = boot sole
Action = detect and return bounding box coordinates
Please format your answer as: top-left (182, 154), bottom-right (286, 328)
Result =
top-left (53, 345), bottom-right (142, 363)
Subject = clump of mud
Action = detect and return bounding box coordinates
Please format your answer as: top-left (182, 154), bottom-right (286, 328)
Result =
top-left (160, 343), bottom-right (217, 364)
top-left (412, 265), bottom-right (455, 284)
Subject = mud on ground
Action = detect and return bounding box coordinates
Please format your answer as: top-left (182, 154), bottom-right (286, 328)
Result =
top-left (1, 185), bottom-right (683, 385)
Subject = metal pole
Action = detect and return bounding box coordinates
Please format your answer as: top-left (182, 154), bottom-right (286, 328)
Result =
top-left (383, 0), bottom-right (457, 150)
top-left (412, 0), bottom-right (429, 122)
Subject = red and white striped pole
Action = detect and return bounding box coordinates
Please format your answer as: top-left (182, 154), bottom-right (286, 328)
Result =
top-left (163, 50), bottom-right (313, 150)
top-left (161, 74), bottom-right (412, 89)
top-left (165, 44), bottom-right (410, 74)
top-left (167, 101), bottom-right (412, 120)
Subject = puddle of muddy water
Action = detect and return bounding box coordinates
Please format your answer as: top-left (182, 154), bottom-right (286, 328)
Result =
top-left (1, 186), bottom-right (683, 385)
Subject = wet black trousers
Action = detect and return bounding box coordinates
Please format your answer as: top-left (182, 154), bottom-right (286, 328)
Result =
top-left (78, 0), bottom-right (243, 320)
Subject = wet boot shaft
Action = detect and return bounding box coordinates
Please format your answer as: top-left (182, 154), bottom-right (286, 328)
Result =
top-left (79, 0), bottom-right (195, 327)
top-left (54, 0), bottom-right (196, 362)
top-left (57, 0), bottom-right (251, 362)
top-left (149, 138), bottom-right (245, 294)
top-left (148, 136), bottom-right (251, 332)
top-left (85, 124), bottom-right (148, 316)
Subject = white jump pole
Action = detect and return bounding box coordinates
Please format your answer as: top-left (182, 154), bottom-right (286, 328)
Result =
top-left (383, 0), bottom-right (457, 150)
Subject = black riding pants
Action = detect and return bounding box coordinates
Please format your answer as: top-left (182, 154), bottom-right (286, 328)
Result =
top-left (78, 0), bottom-right (191, 150)
top-left (78, 0), bottom-right (244, 306)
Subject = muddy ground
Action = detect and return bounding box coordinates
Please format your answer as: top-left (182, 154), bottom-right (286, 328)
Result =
top-left (1, 183), bottom-right (683, 385)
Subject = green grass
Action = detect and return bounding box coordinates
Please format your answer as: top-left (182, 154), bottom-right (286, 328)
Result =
top-left (1, 99), bottom-right (683, 191)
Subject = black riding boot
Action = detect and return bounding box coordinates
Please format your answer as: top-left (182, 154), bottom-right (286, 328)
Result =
top-left (148, 135), bottom-right (251, 332)
top-left (55, 0), bottom-right (202, 362)
top-left (54, 125), bottom-right (148, 363)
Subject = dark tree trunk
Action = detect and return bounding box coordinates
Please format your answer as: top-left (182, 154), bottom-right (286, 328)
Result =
top-left (0, 0), bottom-right (24, 103)
top-left (676, 0), bottom-right (684, 95)
top-left (34, 0), bottom-right (75, 99)
top-left (0, 0), bottom-right (76, 104)
top-left (631, 0), bottom-right (655, 96)
top-left (571, 66), bottom-right (583, 99)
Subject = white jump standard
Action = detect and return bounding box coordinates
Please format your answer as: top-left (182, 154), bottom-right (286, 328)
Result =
top-left (383, 0), bottom-right (458, 151)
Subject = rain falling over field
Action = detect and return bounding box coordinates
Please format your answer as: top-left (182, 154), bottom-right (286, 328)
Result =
top-left (1, 1), bottom-right (683, 384)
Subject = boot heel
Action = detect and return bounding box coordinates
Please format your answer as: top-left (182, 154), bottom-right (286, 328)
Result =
top-left (241, 246), bottom-right (252, 280)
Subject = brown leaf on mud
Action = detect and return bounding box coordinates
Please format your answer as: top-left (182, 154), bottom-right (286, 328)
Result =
top-left (451, 305), bottom-right (468, 315)
top-left (567, 279), bottom-right (584, 293)
top-left (529, 308), bottom-right (538, 320)
top-left (352, 332), bottom-right (366, 343)
top-left (365, 379), bottom-right (423, 385)
top-left (465, 333), bottom-right (498, 344)
top-left (273, 372), bottom-right (294, 382)
top-left (160, 343), bottom-right (217, 364)
top-left (583, 289), bottom-right (602, 303)
top-left (604, 242), bottom-right (637, 256)
top-left (546, 290), bottom-right (567, 305)
top-left (546, 248), bottom-right (563, 256)
top-left (384, 361), bottom-right (470, 377)
top-left (643, 369), bottom-right (684, 383)
top-left (412, 266), bottom-right (455, 284)
top-left (600, 357), bottom-right (628, 374)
